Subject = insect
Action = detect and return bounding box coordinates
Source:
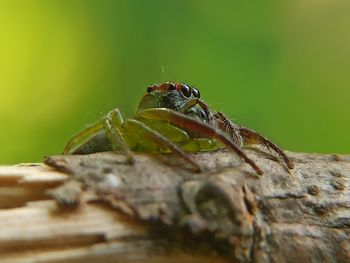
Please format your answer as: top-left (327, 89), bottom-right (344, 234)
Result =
top-left (63, 82), bottom-right (294, 175)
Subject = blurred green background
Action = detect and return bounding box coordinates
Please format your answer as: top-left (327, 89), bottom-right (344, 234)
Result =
top-left (1, 0), bottom-right (349, 164)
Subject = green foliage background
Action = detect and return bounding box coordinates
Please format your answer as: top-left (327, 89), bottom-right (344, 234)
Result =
top-left (1, 0), bottom-right (349, 164)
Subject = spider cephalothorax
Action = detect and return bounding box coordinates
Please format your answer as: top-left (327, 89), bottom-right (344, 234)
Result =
top-left (139, 82), bottom-right (210, 123)
top-left (64, 82), bottom-right (293, 175)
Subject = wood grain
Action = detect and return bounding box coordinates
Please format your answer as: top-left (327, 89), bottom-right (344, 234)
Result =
top-left (0, 150), bottom-right (349, 262)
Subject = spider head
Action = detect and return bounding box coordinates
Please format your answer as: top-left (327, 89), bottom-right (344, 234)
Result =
top-left (138, 82), bottom-right (202, 112)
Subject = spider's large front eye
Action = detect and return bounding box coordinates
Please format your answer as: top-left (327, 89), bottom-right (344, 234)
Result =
top-left (192, 88), bottom-right (200, 98)
top-left (181, 84), bottom-right (191, 98)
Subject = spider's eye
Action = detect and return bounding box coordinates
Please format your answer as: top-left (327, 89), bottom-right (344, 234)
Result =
top-left (192, 88), bottom-right (200, 98)
top-left (168, 83), bottom-right (176, 90)
top-left (146, 86), bottom-right (153, 93)
top-left (181, 84), bottom-right (191, 98)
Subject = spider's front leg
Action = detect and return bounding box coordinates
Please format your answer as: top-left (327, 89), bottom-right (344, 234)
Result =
top-left (125, 119), bottom-right (202, 173)
top-left (136, 108), bottom-right (263, 175)
top-left (214, 112), bottom-right (294, 169)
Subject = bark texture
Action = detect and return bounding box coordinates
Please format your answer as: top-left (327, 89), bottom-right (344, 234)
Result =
top-left (0, 150), bottom-right (349, 263)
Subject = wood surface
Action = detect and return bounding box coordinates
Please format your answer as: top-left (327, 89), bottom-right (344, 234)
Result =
top-left (0, 149), bottom-right (349, 262)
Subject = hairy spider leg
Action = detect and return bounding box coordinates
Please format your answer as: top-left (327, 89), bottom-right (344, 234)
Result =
top-left (63, 122), bottom-right (104, 154)
top-left (103, 109), bottom-right (134, 164)
top-left (239, 127), bottom-right (294, 169)
top-left (125, 119), bottom-right (201, 173)
top-left (136, 108), bottom-right (263, 175)
top-left (214, 112), bottom-right (294, 169)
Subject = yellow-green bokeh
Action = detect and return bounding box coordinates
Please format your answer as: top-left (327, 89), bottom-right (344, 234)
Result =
top-left (0, 0), bottom-right (349, 164)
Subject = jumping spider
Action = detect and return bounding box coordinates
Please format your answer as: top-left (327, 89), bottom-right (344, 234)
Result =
top-left (63, 82), bottom-right (294, 174)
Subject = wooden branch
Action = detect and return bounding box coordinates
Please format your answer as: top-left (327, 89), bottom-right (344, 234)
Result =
top-left (0, 150), bottom-right (349, 263)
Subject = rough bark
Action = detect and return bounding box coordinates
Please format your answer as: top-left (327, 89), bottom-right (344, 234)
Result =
top-left (0, 150), bottom-right (349, 263)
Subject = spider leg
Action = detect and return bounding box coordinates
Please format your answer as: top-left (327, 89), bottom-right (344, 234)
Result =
top-left (63, 121), bottom-right (104, 154)
top-left (64, 108), bottom-right (134, 164)
top-left (103, 109), bottom-right (134, 164)
top-left (239, 127), bottom-right (294, 169)
top-left (212, 112), bottom-right (243, 146)
top-left (213, 112), bottom-right (293, 169)
top-left (179, 98), bottom-right (211, 117)
top-left (136, 108), bottom-right (263, 175)
top-left (125, 119), bottom-right (202, 173)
